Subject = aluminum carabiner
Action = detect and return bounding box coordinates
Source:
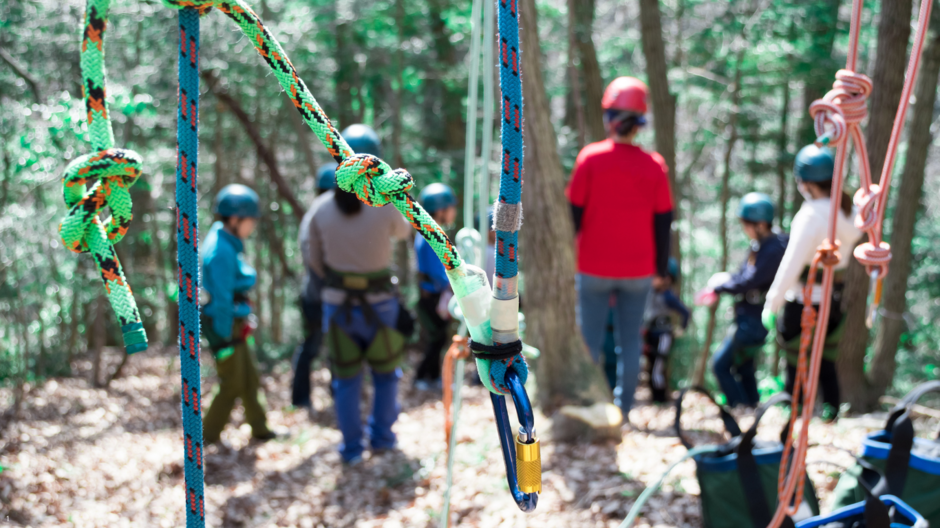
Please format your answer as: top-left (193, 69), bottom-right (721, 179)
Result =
top-left (490, 368), bottom-right (541, 512)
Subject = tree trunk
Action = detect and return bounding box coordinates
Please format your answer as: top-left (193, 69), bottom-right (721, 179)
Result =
top-left (776, 79), bottom-right (791, 227)
top-left (795, 0), bottom-right (843, 215)
top-left (638, 0), bottom-right (681, 277)
top-left (838, 0), bottom-right (915, 412)
top-left (426, 0), bottom-right (466, 152)
top-left (565, 0), bottom-right (587, 149)
top-left (334, 15), bottom-right (358, 129)
top-left (693, 49), bottom-right (744, 387)
top-left (519, 0), bottom-right (610, 411)
top-left (570, 0), bottom-right (605, 143)
top-left (91, 295), bottom-right (107, 388)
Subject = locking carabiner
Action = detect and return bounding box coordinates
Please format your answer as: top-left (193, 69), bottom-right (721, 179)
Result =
top-left (490, 368), bottom-right (540, 512)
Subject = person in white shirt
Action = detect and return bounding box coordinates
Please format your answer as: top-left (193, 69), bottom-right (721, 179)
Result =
top-left (764, 144), bottom-right (863, 422)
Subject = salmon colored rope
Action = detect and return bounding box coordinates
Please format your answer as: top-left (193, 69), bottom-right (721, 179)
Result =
top-left (442, 335), bottom-right (471, 449)
top-left (770, 1), bottom-right (934, 526)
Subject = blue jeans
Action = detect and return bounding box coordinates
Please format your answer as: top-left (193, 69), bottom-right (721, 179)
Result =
top-left (323, 299), bottom-right (401, 461)
top-left (577, 274), bottom-right (653, 415)
top-left (712, 316), bottom-right (766, 407)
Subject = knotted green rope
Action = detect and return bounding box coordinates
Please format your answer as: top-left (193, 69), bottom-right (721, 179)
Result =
top-left (60, 0), bottom-right (147, 353)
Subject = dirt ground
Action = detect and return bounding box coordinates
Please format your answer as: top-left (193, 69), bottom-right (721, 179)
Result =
top-left (1, 347), bottom-right (922, 527)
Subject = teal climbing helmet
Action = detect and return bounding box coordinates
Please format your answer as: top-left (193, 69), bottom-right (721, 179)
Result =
top-left (794, 144), bottom-right (835, 182)
top-left (737, 192), bottom-right (775, 224)
top-left (667, 257), bottom-right (679, 279)
top-left (341, 124), bottom-right (382, 157)
top-left (317, 162), bottom-right (338, 191)
top-left (213, 184), bottom-right (260, 218)
top-left (419, 183), bottom-right (457, 214)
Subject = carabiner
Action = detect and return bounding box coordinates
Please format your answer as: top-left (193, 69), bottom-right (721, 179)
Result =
top-left (490, 368), bottom-right (540, 512)
top-left (866, 269), bottom-right (883, 329)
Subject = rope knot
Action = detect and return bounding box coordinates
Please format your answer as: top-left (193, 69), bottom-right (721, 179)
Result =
top-left (853, 242), bottom-right (891, 277)
top-left (335, 154), bottom-right (414, 207)
top-left (162, 0), bottom-right (216, 14)
top-left (809, 69), bottom-right (872, 146)
top-left (853, 184), bottom-right (881, 231)
top-left (59, 148), bottom-right (144, 253)
top-left (816, 239), bottom-right (841, 268)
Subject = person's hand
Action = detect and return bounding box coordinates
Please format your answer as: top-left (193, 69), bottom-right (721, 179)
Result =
top-left (652, 275), bottom-right (665, 290)
top-left (694, 288), bottom-right (719, 307)
top-left (762, 308), bottom-right (776, 331)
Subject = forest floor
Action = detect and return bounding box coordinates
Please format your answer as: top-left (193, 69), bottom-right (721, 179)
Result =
top-left (1, 346), bottom-right (926, 528)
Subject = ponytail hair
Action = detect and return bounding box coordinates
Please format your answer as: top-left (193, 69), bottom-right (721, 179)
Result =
top-left (813, 180), bottom-right (853, 218)
top-left (334, 188), bottom-right (363, 215)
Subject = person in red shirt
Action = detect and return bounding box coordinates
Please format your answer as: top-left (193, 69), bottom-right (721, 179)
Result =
top-left (566, 76), bottom-right (674, 417)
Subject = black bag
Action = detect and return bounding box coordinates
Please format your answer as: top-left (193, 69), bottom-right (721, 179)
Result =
top-left (799, 457), bottom-right (927, 527)
top-left (675, 388), bottom-right (820, 528)
top-left (831, 380), bottom-right (940, 527)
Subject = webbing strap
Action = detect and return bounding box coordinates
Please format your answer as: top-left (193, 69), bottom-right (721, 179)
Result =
top-left (174, 8), bottom-right (206, 526)
top-left (62, 0), bottom-right (148, 354)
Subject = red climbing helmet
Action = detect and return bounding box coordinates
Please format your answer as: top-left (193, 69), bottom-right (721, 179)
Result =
top-left (601, 76), bottom-right (649, 114)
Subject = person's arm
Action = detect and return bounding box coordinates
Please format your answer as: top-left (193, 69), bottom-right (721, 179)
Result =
top-left (418, 237), bottom-right (451, 291)
top-left (653, 211), bottom-right (672, 277)
top-left (662, 289), bottom-right (690, 329)
top-left (714, 245), bottom-right (784, 295)
top-left (307, 213), bottom-right (325, 278)
top-left (652, 154), bottom-right (674, 277)
top-left (205, 246), bottom-right (237, 340)
top-left (565, 149), bottom-right (591, 235)
top-left (765, 209), bottom-right (819, 314)
top-left (570, 204), bottom-right (585, 234)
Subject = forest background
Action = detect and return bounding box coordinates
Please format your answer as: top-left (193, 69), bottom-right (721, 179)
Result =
top-left (2, 0), bottom-right (939, 413)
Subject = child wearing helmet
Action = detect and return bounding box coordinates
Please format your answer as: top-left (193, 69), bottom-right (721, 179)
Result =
top-left (293, 162), bottom-right (339, 411)
top-left (566, 76), bottom-right (674, 416)
top-left (201, 184), bottom-right (278, 445)
top-left (641, 258), bottom-right (690, 403)
top-left (704, 192), bottom-right (787, 408)
top-left (765, 145), bottom-right (862, 422)
top-left (413, 182), bottom-right (458, 391)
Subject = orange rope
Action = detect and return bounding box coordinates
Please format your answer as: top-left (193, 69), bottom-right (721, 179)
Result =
top-left (769, 1), bottom-right (933, 526)
top-left (443, 335), bottom-right (470, 450)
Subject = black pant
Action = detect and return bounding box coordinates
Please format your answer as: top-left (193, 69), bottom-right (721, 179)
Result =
top-left (644, 329), bottom-right (673, 403)
top-left (291, 274), bottom-right (324, 407)
top-left (779, 295), bottom-right (843, 411)
top-left (785, 360), bottom-right (840, 410)
top-left (416, 292), bottom-right (449, 382)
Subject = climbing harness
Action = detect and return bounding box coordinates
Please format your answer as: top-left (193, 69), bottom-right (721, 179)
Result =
top-left (65, 0), bottom-right (539, 521)
top-left (771, 1), bottom-right (934, 528)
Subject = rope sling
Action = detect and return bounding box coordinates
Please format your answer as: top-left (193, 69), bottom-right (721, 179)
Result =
top-left (770, 1), bottom-right (933, 527)
top-left (61, 0), bottom-right (539, 523)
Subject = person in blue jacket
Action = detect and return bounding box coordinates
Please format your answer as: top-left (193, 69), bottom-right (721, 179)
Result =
top-left (413, 183), bottom-right (457, 391)
top-left (708, 192), bottom-right (787, 408)
top-left (642, 258), bottom-right (690, 403)
top-left (201, 184), bottom-right (277, 445)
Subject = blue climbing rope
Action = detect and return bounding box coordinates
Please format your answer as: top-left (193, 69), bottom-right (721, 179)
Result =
top-left (494, 0), bottom-right (522, 288)
top-left (175, 8), bottom-right (206, 527)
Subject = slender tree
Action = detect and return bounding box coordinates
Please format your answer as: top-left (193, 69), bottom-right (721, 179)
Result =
top-left (569, 0), bottom-right (605, 142)
top-left (519, 0), bottom-right (610, 410)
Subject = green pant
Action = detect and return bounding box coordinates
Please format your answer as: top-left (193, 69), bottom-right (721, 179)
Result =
top-left (202, 322), bottom-right (271, 444)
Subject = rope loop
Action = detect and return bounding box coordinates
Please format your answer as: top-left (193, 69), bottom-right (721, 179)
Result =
top-left (852, 184), bottom-right (880, 231)
top-left (59, 148), bottom-right (144, 253)
top-left (816, 239), bottom-right (841, 268)
top-left (335, 154), bottom-right (414, 207)
top-left (809, 69), bottom-right (872, 146)
top-left (854, 241), bottom-right (891, 276)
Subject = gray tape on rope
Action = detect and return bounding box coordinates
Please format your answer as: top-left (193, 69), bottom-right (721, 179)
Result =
top-left (493, 200), bottom-right (523, 232)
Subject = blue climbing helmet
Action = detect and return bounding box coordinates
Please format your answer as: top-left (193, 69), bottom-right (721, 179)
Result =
top-left (794, 144), bottom-right (835, 183)
top-left (213, 184), bottom-right (260, 218)
top-left (667, 257), bottom-right (679, 280)
top-left (317, 162), bottom-right (338, 191)
top-left (737, 192), bottom-right (775, 224)
top-left (341, 124), bottom-right (382, 157)
top-left (419, 182), bottom-right (457, 214)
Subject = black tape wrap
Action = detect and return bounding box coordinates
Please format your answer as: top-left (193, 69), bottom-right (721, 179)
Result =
top-left (469, 339), bottom-right (523, 361)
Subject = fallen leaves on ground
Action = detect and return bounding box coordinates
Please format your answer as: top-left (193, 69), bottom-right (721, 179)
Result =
top-left (0, 347), bottom-right (920, 527)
